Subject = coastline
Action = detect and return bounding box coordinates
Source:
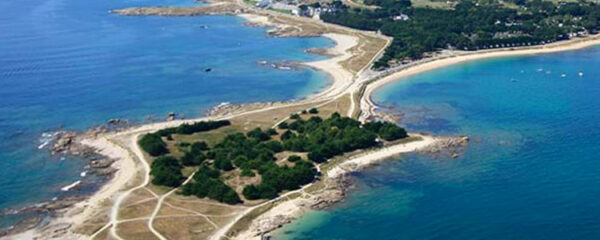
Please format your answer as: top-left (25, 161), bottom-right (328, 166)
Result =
top-left (238, 13), bottom-right (360, 100)
top-left (361, 34), bottom-right (600, 119)
top-left (231, 134), bottom-right (439, 240)
top-left (8, 2), bottom-right (600, 239)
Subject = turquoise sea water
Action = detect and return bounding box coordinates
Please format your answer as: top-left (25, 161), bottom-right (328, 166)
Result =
top-left (277, 46), bottom-right (600, 239)
top-left (0, 0), bottom-right (333, 228)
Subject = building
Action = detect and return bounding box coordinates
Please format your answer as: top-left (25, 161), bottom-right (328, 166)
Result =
top-left (393, 14), bottom-right (410, 21)
top-left (271, 2), bottom-right (300, 15)
top-left (256, 0), bottom-right (272, 8)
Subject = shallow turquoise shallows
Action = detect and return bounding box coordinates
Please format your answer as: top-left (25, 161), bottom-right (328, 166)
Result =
top-left (276, 46), bottom-right (600, 239)
top-left (0, 0), bottom-right (333, 228)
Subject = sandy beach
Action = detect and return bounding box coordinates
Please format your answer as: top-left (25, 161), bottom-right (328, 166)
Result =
top-left (361, 35), bottom-right (600, 118)
top-left (230, 134), bottom-right (439, 240)
top-left (239, 13), bottom-right (359, 100)
top-left (327, 135), bottom-right (438, 178)
top-left (9, 3), bottom-right (600, 239)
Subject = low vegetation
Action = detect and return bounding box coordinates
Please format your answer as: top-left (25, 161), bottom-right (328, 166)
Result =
top-left (139, 110), bottom-right (409, 204)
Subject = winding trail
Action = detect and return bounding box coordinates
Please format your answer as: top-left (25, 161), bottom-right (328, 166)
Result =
top-left (147, 172), bottom-right (196, 240)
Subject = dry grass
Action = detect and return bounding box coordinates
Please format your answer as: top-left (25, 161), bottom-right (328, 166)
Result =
top-left (340, 34), bottom-right (388, 74)
top-left (342, 0), bottom-right (379, 10)
top-left (165, 195), bottom-right (245, 216)
top-left (89, 226), bottom-right (110, 240)
top-left (156, 204), bottom-right (193, 216)
top-left (412, 0), bottom-right (454, 9)
top-left (116, 220), bottom-right (158, 240)
top-left (119, 199), bottom-right (158, 220)
top-left (207, 215), bottom-right (238, 227)
top-left (121, 188), bottom-right (156, 206)
top-left (316, 93), bottom-right (353, 117)
top-left (228, 100), bottom-right (329, 130)
top-left (74, 210), bottom-right (110, 237)
top-left (170, 126), bottom-right (238, 147)
top-left (153, 216), bottom-right (215, 240)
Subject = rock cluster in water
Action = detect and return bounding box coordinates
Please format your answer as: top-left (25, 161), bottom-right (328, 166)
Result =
top-left (423, 136), bottom-right (470, 158)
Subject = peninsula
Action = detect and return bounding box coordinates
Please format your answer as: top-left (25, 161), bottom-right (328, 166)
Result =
top-left (8, 0), bottom-right (600, 239)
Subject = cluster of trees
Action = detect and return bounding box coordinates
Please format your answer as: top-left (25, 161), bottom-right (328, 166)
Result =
top-left (140, 111), bottom-right (409, 204)
top-left (181, 166), bottom-right (242, 204)
top-left (320, 0), bottom-right (600, 68)
top-left (139, 133), bottom-right (168, 156)
top-left (155, 120), bottom-right (230, 136)
top-left (363, 121), bottom-right (408, 141)
top-left (243, 161), bottom-right (316, 199)
top-left (278, 112), bottom-right (408, 163)
top-left (150, 156), bottom-right (183, 187)
top-left (139, 120), bottom-right (230, 157)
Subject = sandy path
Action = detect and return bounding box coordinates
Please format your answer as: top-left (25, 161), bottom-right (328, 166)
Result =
top-left (147, 172), bottom-right (196, 240)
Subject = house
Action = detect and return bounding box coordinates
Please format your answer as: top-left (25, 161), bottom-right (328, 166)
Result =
top-left (271, 2), bottom-right (300, 15)
top-left (393, 14), bottom-right (410, 21)
top-left (256, 0), bottom-right (272, 8)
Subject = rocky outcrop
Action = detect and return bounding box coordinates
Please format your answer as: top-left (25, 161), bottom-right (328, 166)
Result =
top-left (0, 195), bottom-right (87, 237)
top-left (1, 196), bottom-right (87, 217)
top-left (50, 127), bottom-right (108, 157)
top-left (254, 215), bottom-right (292, 236)
top-left (423, 136), bottom-right (470, 158)
top-left (305, 48), bottom-right (334, 56)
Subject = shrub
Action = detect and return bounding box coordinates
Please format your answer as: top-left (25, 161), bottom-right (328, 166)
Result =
top-left (266, 128), bottom-right (278, 136)
top-left (182, 175), bottom-right (241, 204)
top-left (247, 127), bottom-right (270, 142)
top-left (139, 133), bottom-right (168, 156)
top-left (150, 156), bottom-right (183, 187)
top-left (308, 108), bottom-right (319, 114)
top-left (190, 141), bottom-right (208, 152)
top-left (278, 121), bottom-right (289, 129)
top-left (175, 120), bottom-right (231, 135)
top-left (181, 151), bottom-right (206, 166)
top-left (287, 155), bottom-right (302, 162)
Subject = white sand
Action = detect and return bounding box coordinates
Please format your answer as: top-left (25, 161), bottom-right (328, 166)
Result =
top-left (239, 14), bottom-right (360, 101)
top-left (304, 33), bottom-right (358, 99)
top-left (15, 9), bottom-right (600, 240)
top-left (361, 36), bottom-right (600, 118)
top-left (327, 135), bottom-right (438, 178)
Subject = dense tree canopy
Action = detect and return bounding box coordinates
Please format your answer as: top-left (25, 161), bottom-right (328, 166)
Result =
top-left (155, 120), bottom-right (230, 136)
top-left (181, 165), bottom-right (241, 204)
top-left (139, 133), bottom-right (168, 157)
top-left (150, 156), bottom-right (183, 187)
top-left (320, 0), bottom-right (600, 68)
top-left (140, 111), bottom-right (410, 203)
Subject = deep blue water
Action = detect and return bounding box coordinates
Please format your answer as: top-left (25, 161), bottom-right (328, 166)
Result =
top-left (0, 0), bottom-right (333, 228)
top-left (277, 46), bottom-right (600, 239)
